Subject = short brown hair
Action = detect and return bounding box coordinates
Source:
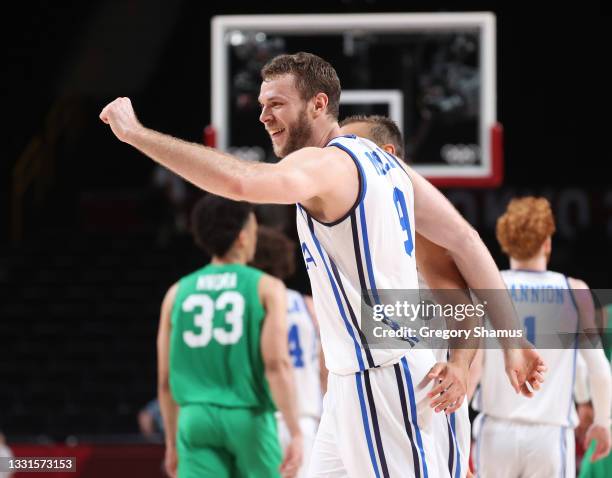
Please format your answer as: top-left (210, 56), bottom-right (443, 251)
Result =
top-left (340, 115), bottom-right (405, 160)
top-left (261, 52), bottom-right (341, 119)
top-left (251, 226), bottom-right (296, 280)
top-left (496, 196), bottom-right (556, 260)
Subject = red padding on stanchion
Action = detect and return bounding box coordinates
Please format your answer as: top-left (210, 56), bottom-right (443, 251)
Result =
top-left (203, 125), bottom-right (216, 148)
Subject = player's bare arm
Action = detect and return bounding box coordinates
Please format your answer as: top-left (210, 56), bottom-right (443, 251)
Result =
top-left (408, 168), bottom-right (507, 291)
top-left (99, 98), bottom-right (356, 216)
top-left (417, 237), bottom-right (483, 407)
top-left (415, 234), bottom-right (467, 289)
top-left (259, 274), bottom-right (303, 477)
top-left (157, 283), bottom-right (179, 478)
top-left (304, 295), bottom-right (329, 395)
top-left (405, 165), bottom-right (546, 395)
top-left (415, 235), bottom-right (478, 413)
top-left (467, 347), bottom-right (484, 401)
top-left (569, 277), bottom-right (612, 461)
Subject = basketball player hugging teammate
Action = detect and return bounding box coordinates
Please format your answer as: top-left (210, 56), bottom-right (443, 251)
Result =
top-left (102, 52), bottom-right (549, 477)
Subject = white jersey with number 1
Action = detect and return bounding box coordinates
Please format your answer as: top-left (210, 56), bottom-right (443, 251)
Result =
top-left (473, 269), bottom-right (580, 477)
top-left (475, 269), bottom-right (579, 427)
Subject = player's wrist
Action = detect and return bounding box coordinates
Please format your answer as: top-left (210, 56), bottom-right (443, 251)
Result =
top-left (591, 417), bottom-right (612, 429)
top-left (500, 336), bottom-right (525, 350)
top-left (447, 352), bottom-right (471, 369)
top-left (124, 122), bottom-right (147, 145)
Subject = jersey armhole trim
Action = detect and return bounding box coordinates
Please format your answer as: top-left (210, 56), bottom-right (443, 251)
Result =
top-left (381, 148), bottom-right (416, 194)
top-left (325, 134), bottom-right (357, 144)
top-left (564, 275), bottom-right (580, 314)
top-left (296, 142), bottom-right (365, 228)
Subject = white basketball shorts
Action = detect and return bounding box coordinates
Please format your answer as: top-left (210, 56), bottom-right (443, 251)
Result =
top-left (307, 351), bottom-right (468, 477)
top-left (473, 414), bottom-right (574, 478)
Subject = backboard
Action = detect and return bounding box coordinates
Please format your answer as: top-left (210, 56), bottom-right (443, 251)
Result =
top-left (211, 13), bottom-right (501, 187)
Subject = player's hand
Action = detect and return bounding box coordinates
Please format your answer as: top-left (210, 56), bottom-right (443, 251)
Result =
top-left (425, 360), bottom-right (469, 414)
top-left (503, 346), bottom-right (547, 397)
top-left (99, 97), bottom-right (143, 143)
top-left (164, 444), bottom-right (178, 478)
top-left (584, 423), bottom-right (612, 462)
top-left (280, 433), bottom-right (303, 478)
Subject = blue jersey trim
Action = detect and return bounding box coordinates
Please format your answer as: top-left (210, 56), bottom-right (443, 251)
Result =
top-left (329, 141), bottom-right (368, 204)
top-left (401, 356), bottom-right (429, 478)
top-left (450, 412), bottom-right (461, 478)
top-left (305, 214), bottom-right (365, 371)
top-left (364, 370), bottom-right (391, 477)
top-left (325, 133), bottom-right (358, 144)
top-left (359, 202), bottom-right (381, 305)
top-left (563, 275), bottom-right (580, 313)
top-left (394, 363), bottom-right (422, 478)
top-left (356, 373), bottom-right (382, 478)
top-left (446, 416), bottom-right (455, 477)
top-left (296, 141), bottom-right (366, 228)
top-left (330, 259), bottom-right (376, 369)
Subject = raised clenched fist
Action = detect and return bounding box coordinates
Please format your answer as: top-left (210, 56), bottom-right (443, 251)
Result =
top-left (99, 97), bottom-right (142, 143)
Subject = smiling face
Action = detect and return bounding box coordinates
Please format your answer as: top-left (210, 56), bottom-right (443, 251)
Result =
top-left (258, 73), bottom-right (314, 158)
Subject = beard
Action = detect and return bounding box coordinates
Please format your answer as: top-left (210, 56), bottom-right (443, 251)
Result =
top-left (273, 108), bottom-right (313, 158)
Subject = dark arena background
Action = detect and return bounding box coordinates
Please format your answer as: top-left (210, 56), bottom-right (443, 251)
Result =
top-left (1, 1), bottom-right (607, 477)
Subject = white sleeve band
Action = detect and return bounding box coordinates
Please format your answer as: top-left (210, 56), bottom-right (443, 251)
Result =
top-left (579, 348), bottom-right (612, 428)
top-left (574, 352), bottom-right (590, 404)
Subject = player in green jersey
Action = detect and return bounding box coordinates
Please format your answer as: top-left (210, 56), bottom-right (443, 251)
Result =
top-left (157, 194), bottom-right (302, 478)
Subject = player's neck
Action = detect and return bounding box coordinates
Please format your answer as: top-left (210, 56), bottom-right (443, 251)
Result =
top-left (510, 255), bottom-right (547, 272)
top-left (211, 249), bottom-right (248, 266)
top-left (313, 121), bottom-right (341, 148)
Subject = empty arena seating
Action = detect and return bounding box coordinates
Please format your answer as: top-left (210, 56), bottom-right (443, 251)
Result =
top-left (0, 225), bottom-right (202, 440)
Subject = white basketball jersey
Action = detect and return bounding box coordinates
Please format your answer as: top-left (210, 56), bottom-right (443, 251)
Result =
top-left (475, 269), bottom-right (579, 427)
top-left (286, 288), bottom-right (322, 418)
top-left (296, 135), bottom-right (419, 374)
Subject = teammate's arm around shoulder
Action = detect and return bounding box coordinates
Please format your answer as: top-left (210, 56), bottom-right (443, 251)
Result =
top-left (569, 277), bottom-right (612, 462)
top-left (467, 348), bottom-right (484, 402)
top-left (157, 283), bottom-right (179, 478)
top-left (405, 165), bottom-right (546, 395)
top-left (405, 166), bottom-right (493, 288)
top-left (259, 274), bottom-right (303, 477)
